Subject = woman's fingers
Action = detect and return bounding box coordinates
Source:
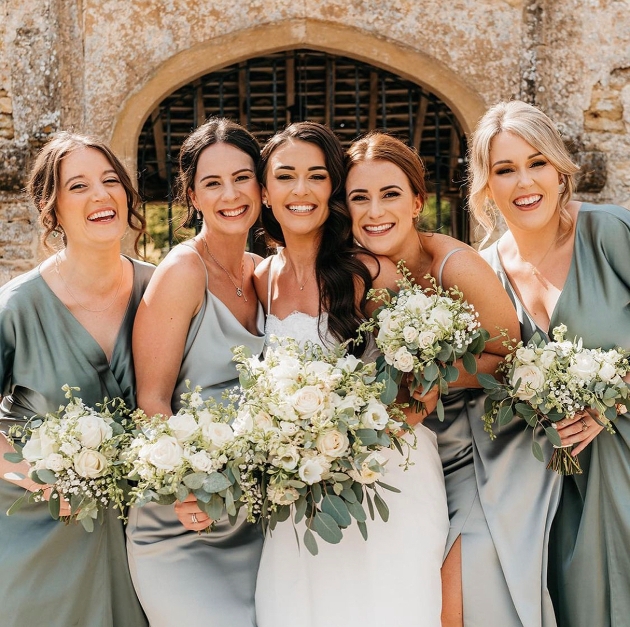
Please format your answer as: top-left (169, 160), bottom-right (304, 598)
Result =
top-left (174, 494), bottom-right (212, 531)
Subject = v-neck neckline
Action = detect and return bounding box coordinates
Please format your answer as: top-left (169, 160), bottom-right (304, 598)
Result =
top-left (37, 255), bottom-right (135, 366)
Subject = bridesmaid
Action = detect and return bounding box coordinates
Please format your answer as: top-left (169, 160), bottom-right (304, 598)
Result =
top-left (126, 118), bottom-right (265, 627)
top-left (0, 132), bottom-right (151, 627)
top-left (469, 99), bottom-right (630, 627)
top-left (253, 121), bottom-right (450, 627)
top-left (345, 132), bottom-right (534, 627)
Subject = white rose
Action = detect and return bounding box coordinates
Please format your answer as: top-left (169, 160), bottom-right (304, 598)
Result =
top-left (144, 435), bottom-right (184, 471)
top-left (377, 313), bottom-right (399, 338)
top-left (393, 347), bottom-right (414, 373)
top-left (511, 364), bottom-right (545, 400)
top-left (291, 386), bottom-right (326, 417)
top-left (75, 413), bottom-right (113, 449)
top-left (253, 412), bottom-right (276, 432)
top-left (306, 360), bottom-right (335, 379)
top-left (598, 361), bottom-right (619, 383)
top-left (360, 400), bottom-right (390, 430)
top-left (538, 349), bottom-right (556, 370)
top-left (568, 352), bottom-right (599, 382)
top-left (22, 435), bottom-right (43, 462)
top-left (429, 304), bottom-right (453, 331)
top-left (348, 451), bottom-right (387, 485)
top-left (45, 453), bottom-right (66, 473)
top-left (268, 485), bottom-right (300, 506)
top-left (515, 347), bottom-right (537, 364)
top-left (316, 430), bottom-right (350, 458)
top-left (417, 330), bottom-right (437, 349)
top-left (188, 450), bottom-right (215, 473)
top-left (74, 449), bottom-right (108, 478)
top-left (270, 358), bottom-right (302, 389)
top-left (167, 412), bottom-right (199, 443)
top-left (298, 457), bottom-right (327, 485)
top-left (382, 346), bottom-right (398, 366)
top-left (406, 292), bottom-right (432, 314)
top-left (271, 445), bottom-right (301, 471)
top-left (202, 422), bottom-right (234, 449)
top-left (402, 326), bottom-right (419, 344)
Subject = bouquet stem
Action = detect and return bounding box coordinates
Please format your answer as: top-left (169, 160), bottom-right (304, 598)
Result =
top-left (547, 445), bottom-right (582, 475)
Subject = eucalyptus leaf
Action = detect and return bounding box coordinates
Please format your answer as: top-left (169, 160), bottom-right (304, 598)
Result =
top-left (355, 429), bottom-right (378, 446)
top-left (498, 405), bottom-right (514, 426)
top-left (312, 511), bottom-right (343, 544)
top-left (206, 493), bottom-right (225, 520)
top-left (225, 489), bottom-right (236, 517)
top-left (203, 472), bottom-right (232, 494)
top-left (531, 440), bottom-right (544, 463)
top-left (375, 480), bottom-right (401, 493)
top-left (310, 482), bottom-right (322, 503)
top-left (357, 520), bottom-right (368, 541)
top-left (321, 494), bottom-right (352, 527)
top-left (340, 487), bottom-right (358, 504)
top-left (35, 469), bottom-right (57, 485)
top-left (182, 472), bottom-right (206, 490)
top-left (346, 499), bottom-right (367, 522)
top-left (3, 452), bottom-right (23, 463)
top-left (303, 527), bottom-right (319, 556)
top-left (436, 397), bottom-right (445, 422)
top-left (373, 491), bottom-right (389, 522)
top-left (365, 491), bottom-right (375, 519)
top-left (478, 373), bottom-right (500, 389)
top-left (275, 506), bottom-right (291, 523)
top-left (80, 516), bottom-right (95, 533)
top-left (294, 495), bottom-right (308, 523)
top-left (48, 493), bottom-right (60, 520)
top-left (445, 364), bottom-right (460, 382)
top-left (544, 426), bottom-right (563, 447)
top-left (6, 493), bottom-right (29, 516)
top-left (462, 352), bottom-right (477, 375)
top-left (380, 375), bottom-right (399, 405)
top-left (423, 361), bottom-right (439, 383)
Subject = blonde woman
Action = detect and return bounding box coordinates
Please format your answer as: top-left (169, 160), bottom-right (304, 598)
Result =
top-left (470, 100), bottom-right (630, 627)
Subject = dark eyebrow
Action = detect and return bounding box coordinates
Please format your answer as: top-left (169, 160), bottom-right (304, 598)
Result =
top-left (199, 168), bottom-right (254, 183)
top-left (273, 165), bottom-right (328, 171)
top-left (491, 152), bottom-right (543, 168)
top-left (347, 184), bottom-right (403, 195)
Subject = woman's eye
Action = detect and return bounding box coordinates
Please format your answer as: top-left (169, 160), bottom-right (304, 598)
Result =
top-left (104, 178), bottom-right (121, 185)
top-left (310, 174), bottom-right (328, 181)
top-left (205, 180), bottom-right (220, 188)
top-left (383, 191), bottom-right (400, 199)
top-left (531, 160), bottom-right (547, 168)
top-left (276, 174), bottom-right (293, 180)
top-left (69, 183), bottom-right (87, 191)
top-left (236, 174), bottom-right (252, 182)
top-left (348, 194), bottom-right (367, 202)
top-left (495, 167), bottom-right (513, 175)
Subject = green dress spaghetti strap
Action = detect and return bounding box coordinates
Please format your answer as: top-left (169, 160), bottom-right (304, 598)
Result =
top-left (0, 257), bottom-right (154, 627)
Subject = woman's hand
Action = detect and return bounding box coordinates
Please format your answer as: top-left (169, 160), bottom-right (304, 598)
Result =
top-left (405, 381), bottom-right (439, 425)
top-left (555, 409), bottom-right (604, 456)
top-left (174, 493), bottom-right (212, 531)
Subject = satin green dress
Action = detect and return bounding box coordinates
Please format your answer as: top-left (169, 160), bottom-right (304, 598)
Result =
top-left (485, 203), bottom-right (630, 627)
top-left (0, 258), bottom-right (153, 627)
top-left (126, 246), bottom-right (266, 627)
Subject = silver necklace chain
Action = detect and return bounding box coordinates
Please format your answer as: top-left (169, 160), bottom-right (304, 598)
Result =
top-left (55, 252), bottom-right (124, 313)
top-left (517, 236), bottom-right (558, 276)
top-left (200, 237), bottom-right (247, 301)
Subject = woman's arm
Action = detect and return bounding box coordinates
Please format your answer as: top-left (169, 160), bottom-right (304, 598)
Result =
top-left (133, 246), bottom-right (206, 417)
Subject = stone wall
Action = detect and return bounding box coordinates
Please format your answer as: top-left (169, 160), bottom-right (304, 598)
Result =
top-left (1, 0), bottom-right (629, 282)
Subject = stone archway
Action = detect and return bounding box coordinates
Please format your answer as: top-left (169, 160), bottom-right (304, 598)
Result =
top-left (110, 19), bottom-right (486, 168)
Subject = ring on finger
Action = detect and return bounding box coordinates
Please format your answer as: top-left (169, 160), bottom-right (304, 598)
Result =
top-left (580, 418), bottom-right (588, 432)
top-left (191, 513), bottom-right (198, 524)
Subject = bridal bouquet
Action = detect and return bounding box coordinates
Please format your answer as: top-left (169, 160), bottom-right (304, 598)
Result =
top-left (4, 385), bottom-right (134, 531)
top-left (126, 384), bottom-right (258, 525)
top-left (479, 324), bottom-right (629, 474)
top-left (358, 261), bottom-right (489, 418)
top-left (231, 337), bottom-right (412, 555)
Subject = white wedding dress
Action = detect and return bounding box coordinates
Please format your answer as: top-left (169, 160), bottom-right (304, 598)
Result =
top-left (255, 310), bottom-right (449, 627)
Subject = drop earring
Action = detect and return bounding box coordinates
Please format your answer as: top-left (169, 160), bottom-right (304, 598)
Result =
top-left (558, 178), bottom-right (566, 194)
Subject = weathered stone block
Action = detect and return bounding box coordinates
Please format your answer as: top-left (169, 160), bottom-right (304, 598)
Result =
top-left (0, 145), bottom-right (27, 191)
top-left (575, 151), bottom-right (608, 193)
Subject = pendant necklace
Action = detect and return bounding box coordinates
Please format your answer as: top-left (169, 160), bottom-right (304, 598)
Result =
top-left (517, 235), bottom-right (557, 278)
top-left (55, 251), bottom-right (124, 313)
top-left (200, 236), bottom-right (247, 301)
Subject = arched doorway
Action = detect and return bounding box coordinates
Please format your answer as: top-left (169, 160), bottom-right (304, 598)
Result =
top-left (136, 50), bottom-right (469, 260)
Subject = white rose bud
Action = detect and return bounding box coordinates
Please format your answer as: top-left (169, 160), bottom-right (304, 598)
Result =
top-left (316, 430), bottom-right (350, 458)
top-left (417, 330), bottom-right (437, 350)
top-left (45, 453), bottom-right (66, 473)
top-left (402, 326), bottom-right (419, 344)
top-left (511, 364), bottom-right (545, 400)
top-left (188, 450), bottom-right (215, 473)
top-left (202, 422), bottom-right (234, 449)
top-left (74, 449), bottom-right (108, 478)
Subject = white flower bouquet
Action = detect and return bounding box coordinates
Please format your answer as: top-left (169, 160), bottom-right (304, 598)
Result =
top-left (358, 262), bottom-right (489, 418)
top-left (126, 384), bottom-right (258, 525)
top-left (5, 385), bottom-right (135, 531)
top-left (230, 337), bottom-right (412, 555)
top-left (479, 325), bottom-right (629, 474)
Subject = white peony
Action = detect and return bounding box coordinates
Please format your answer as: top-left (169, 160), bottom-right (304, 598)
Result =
top-left (167, 412), bottom-right (199, 443)
top-left (360, 400), bottom-right (390, 430)
top-left (316, 430), bottom-right (350, 458)
top-left (74, 449), bottom-right (108, 478)
top-left (144, 435), bottom-right (184, 471)
top-left (511, 364), bottom-right (545, 400)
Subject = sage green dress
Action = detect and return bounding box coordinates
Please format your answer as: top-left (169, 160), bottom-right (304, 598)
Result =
top-left (484, 203), bottom-right (630, 627)
top-left (423, 250), bottom-right (561, 627)
top-left (126, 246), bottom-right (266, 627)
top-left (0, 258), bottom-right (153, 627)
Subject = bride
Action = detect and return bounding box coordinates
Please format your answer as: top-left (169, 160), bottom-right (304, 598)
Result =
top-left (253, 121), bottom-right (449, 627)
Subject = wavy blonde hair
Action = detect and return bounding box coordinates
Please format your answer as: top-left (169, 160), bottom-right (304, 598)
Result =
top-left (468, 100), bottom-right (579, 245)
